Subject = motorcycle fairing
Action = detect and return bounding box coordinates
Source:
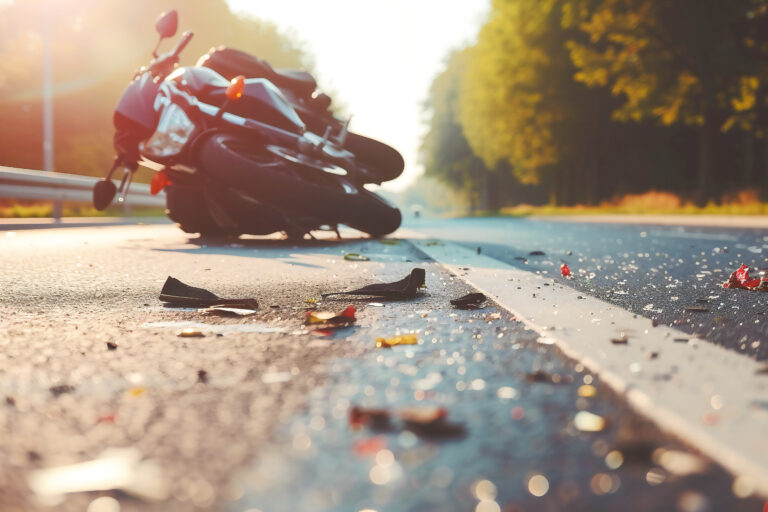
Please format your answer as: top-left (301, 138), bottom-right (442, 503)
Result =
top-left (113, 73), bottom-right (161, 159)
top-left (114, 72), bottom-right (161, 135)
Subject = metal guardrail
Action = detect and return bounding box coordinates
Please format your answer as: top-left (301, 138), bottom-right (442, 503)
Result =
top-left (0, 166), bottom-right (166, 217)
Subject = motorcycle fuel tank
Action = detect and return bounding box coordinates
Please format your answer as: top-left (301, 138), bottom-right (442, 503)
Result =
top-left (172, 67), bottom-right (306, 134)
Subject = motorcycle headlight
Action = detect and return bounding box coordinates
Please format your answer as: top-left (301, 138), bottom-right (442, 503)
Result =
top-left (140, 103), bottom-right (196, 159)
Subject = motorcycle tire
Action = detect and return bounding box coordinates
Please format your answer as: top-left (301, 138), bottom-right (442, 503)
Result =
top-left (197, 133), bottom-right (401, 237)
top-left (164, 184), bottom-right (231, 237)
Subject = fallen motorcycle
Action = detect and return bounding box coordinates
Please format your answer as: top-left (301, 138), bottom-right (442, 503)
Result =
top-left (93, 10), bottom-right (402, 238)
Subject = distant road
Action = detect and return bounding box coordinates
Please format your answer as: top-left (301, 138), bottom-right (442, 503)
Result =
top-left (407, 216), bottom-right (768, 360)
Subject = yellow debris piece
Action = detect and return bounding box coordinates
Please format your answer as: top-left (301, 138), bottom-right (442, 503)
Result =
top-left (375, 334), bottom-right (418, 348)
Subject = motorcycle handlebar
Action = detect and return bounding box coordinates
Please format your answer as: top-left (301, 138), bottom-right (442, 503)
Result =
top-left (171, 31), bottom-right (194, 58)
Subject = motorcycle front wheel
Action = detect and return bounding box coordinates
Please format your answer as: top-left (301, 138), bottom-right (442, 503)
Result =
top-left (197, 133), bottom-right (401, 237)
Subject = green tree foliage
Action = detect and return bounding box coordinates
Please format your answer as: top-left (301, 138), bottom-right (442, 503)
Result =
top-left (0, 0), bottom-right (312, 177)
top-left (565, 0), bottom-right (768, 199)
top-left (421, 50), bottom-right (491, 209)
top-left (425, 0), bottom-right (768, 207)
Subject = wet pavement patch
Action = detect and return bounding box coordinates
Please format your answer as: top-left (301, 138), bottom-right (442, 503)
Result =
top-left (226, 263), bottom-right (761, 512)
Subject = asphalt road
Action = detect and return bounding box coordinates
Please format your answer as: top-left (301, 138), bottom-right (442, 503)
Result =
top-left (406, 216), bottom-right (768, 361)
top-left (0, 223), bottom-right (764, 511)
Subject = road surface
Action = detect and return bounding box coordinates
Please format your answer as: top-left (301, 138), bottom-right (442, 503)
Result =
top-left (0, 222), bottom-right (765, 511)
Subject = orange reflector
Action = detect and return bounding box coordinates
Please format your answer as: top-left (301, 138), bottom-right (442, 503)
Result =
top-left (226, 75), bottom-right (246, 101)
top-left (150, 171), bottom-right (172, 195)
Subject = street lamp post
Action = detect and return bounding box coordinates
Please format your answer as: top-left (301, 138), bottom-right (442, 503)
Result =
top-left (42, 0), bottom-right (59, 220)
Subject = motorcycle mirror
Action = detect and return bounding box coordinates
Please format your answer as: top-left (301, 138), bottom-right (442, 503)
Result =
top-left (226, 76), bottom-right (246, 101)
top-left (155, 10), bottom-right (178, 39)
top-left (93, 179), bottom-right (117, 211)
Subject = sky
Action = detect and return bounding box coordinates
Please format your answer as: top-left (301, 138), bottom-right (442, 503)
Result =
top-left (226, 0), bottom-right (489, 191)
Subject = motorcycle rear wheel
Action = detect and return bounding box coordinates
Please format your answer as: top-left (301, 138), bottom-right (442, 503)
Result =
top-left (197, 133), bottom-right (401, 237)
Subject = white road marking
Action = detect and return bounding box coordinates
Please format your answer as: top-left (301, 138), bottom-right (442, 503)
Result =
top-left (409, 236), bottom-right (768, 498)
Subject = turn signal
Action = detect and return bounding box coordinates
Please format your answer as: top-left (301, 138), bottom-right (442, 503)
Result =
top-left (150, 170), bottom-right (172, 195)
top-left (226, 75), bottom-right (245, 101)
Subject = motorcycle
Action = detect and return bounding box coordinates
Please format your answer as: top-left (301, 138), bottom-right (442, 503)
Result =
top-left (92, 10), bottom-right (402, 239)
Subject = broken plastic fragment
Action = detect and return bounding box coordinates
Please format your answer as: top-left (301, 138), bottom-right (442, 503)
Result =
top-left (159, 276), bottom-right (258, 308)
top-left (27, 447), bottom-right (170, 502)
top-left (323, 268), bottom-right (425, 299)
top-left (344, 253), bottom-right (370, 261)
top-left (50, 384), bottom-right (75, 397)
top-left (561, 264), bottom-right (571, 277)
top-left (399, 406), bottom-right (466, 439)
top-left (201, 306), bottom-right (257, 317)
top-left (723, 264), bottom-right (761, 290)
top-left (306, 305), bottom-right (356, 327)
top-left (450, 293), bottom-right (487, 310)
top-left (399, 406), bottom-right (446, 424)
top-left (574, 411), bottom-right (606, 432)
top-left (349, 406), bottom-right (392, 430)
top-left (376, 334), bottom-right (418, 348)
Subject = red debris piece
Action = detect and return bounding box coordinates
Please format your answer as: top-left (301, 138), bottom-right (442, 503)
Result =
top-left (97, 413), bottom-right (116, 424)
top-left (306, 305), bottom-right (356, 327)
top-left (723, 264), bottom-right (761, 289)
top-left (353, 436), bottom-right (387, 456)
top-left (561, 264), bottom-right (571, 277)
top-left (150, 171), bottom-right (172, 195)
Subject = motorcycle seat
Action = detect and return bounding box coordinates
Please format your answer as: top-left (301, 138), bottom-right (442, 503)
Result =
top-left (198, 46), bottom-right (317, 97)
top-left (270, 69), bottom-right (316, 96)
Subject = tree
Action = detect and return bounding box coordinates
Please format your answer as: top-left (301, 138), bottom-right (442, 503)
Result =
top-left (421, 49), bottom-right (496, 210)
top-left (565, 0), bottom-right (768, 201)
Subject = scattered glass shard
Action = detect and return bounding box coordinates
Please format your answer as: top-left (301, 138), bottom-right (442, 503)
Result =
top-left (177, 327), bottom-right (204, 338)
top-left (27, 448), bottom-right (169, 502)
top-left (344, 253), bottom-right (370, 261)
top-left (574, 411), bottom-right (606, 432)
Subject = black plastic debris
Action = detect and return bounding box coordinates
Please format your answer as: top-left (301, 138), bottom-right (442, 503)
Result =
top-left (159, 276), bottom-right (258, 309)
top-left (450, 292), bottom-right (487, 310)
top-left (50, 385), bottom-right (75, 397)
top-left (528, 250), bottom-right (546, 256)
top-left (323, 268), bottom-right (425, 299)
